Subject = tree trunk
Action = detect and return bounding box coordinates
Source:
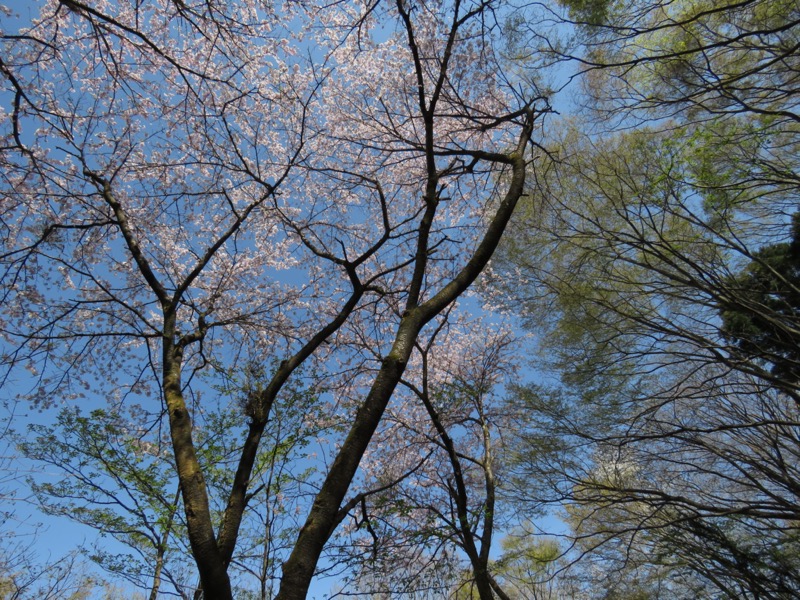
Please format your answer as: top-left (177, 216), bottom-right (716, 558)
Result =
top-left (276, 315), bottom-right (423, 600)
top-left (163, 336), bottom-right (233, 600)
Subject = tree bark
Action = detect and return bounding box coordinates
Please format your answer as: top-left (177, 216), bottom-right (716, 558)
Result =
top-left (163, 330), bottom-right (233, 599)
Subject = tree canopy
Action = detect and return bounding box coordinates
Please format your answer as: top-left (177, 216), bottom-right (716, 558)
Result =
top-left (1, 0), bottom-right (799, 597)
top-left (493, 0), bottom-right (800, 596)
top-left (1, 0), bottom-right (543, 597)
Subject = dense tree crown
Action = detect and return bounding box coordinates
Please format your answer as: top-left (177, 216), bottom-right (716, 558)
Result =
top-left (1, 0), bottom-right (799, 597)
top-left (721, 212), bottom-right (800, 382)
top-left (1, 0), bottom-right (542, 597)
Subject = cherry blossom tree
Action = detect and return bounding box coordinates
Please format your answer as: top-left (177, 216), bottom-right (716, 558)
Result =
top-left (0, 1), bottom-right (547, 597)
top-left (339, 315), bottom-right (523, 599)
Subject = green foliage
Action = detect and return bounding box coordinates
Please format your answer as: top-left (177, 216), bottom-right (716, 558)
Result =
top-left (492, 533), bottom-right (564, 597)
top-left (496, 1), bottom-right (800, 591)
top-left (17, 357), bottom-right (329, 597)
top-left (557, 0), bottom-right (610, 25)
top-left (720, 213), bottom-right (800, 381)
top-left (19, 406), bottom-right (189, 596)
